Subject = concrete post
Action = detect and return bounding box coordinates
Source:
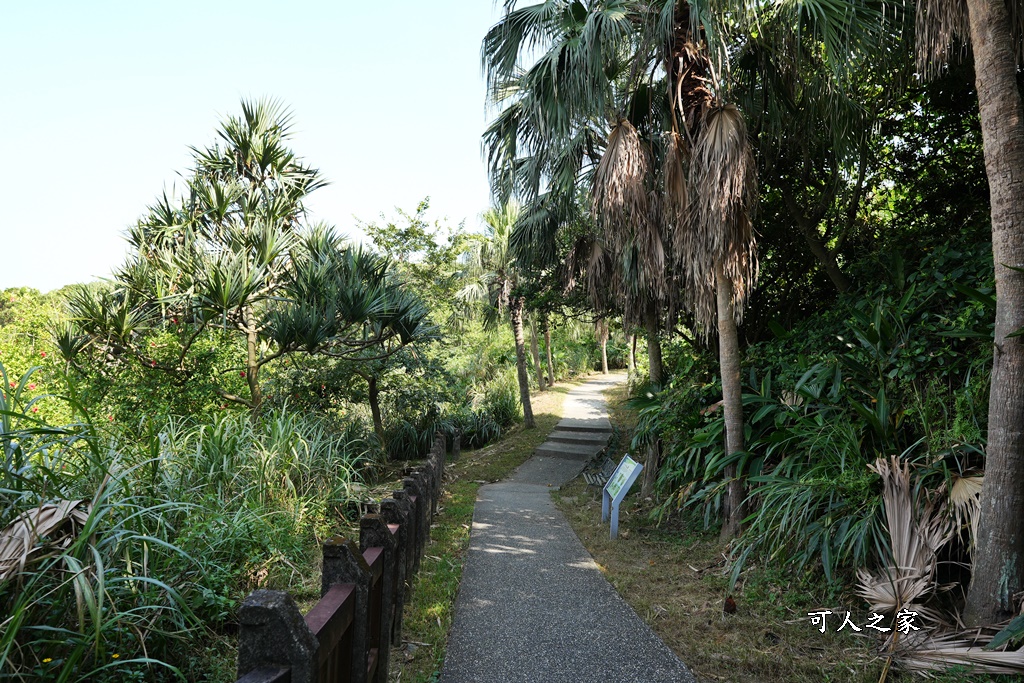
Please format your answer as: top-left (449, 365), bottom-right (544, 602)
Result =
top-left (380, 491), bottom-right (412, 646)
top-left (321, 537), bottom-right (371, 683)
top-left (237, 589), bottom-right (318, 683)
top-left (360, 514), bottom-right (397, 683)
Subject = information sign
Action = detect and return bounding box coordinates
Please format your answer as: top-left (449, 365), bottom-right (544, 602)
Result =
top-left (602, 454), bottom-right (643, 539)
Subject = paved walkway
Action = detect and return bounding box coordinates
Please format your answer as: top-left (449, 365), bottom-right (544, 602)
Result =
top-left (441, 374), bottom-right (696, 683)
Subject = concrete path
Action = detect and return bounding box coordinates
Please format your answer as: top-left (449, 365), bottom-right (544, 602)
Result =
top-left (441, 374), bottom-right (696, 683)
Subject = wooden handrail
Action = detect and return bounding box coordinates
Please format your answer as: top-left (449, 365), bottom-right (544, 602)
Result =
top-left (233, 432), bottom-right (451, 683)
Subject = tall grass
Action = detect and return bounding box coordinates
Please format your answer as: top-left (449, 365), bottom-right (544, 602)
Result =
top-left (0, 363), bottom-right (375, 682)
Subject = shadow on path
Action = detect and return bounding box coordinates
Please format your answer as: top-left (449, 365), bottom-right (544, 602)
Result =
top-left (440, 374), bottom-right (696, 683)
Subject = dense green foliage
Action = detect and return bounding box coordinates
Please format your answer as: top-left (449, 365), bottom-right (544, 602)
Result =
top-left (0, 101), bottom-right (603, 681)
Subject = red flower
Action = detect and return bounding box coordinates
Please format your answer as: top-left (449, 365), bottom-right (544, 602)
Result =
top-left (39, 351), bottom-right (46, 358)
top-left (8, 382), bottom-right (14, 389)
top-left (32, 406), bottom-right (39, 413)
top-left (108, 415), bottom-right (114, 421)
top-left (27, 383), bottom-right (35, 390)
top-left (240, 371), bottom-right (246, 377)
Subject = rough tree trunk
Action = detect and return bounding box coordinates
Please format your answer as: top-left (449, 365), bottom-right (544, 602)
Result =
top-left (716, 261), bottom-right (746, 541)
top-left (510, 297), bottom-right (536, 429)
top-left (544, 318), bottom-right (556, 386)
top-left (529, 316), bottom-right (547, 391)
top-left (367, 375), bottom-right (384, 442)
top-left (640, 303), bottom-right (663, 499)
top-left (244, 307), bottom-right (262, 411)
top-left (803, 229), bottom-right (852, 293)
top-left (962, 0), bottom-right (1024, 626)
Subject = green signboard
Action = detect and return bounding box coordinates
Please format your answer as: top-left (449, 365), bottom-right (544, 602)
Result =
top-left (605, 455), bottom-right (640, 500)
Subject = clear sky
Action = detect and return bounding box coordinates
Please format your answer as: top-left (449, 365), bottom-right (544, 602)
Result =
top-left (0, 1), bottom-right (501, 292)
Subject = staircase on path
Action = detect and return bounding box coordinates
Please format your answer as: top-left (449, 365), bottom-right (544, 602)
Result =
top-left (440, 373), bottom-right (696, 683)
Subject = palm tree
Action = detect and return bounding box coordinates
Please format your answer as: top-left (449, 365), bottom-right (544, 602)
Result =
top-left (910, 0), bottom-right (1024, 626)
top-left (458, 201), bottom-right (536, 428)
top-left (482, 1), bottom-right (758, 529)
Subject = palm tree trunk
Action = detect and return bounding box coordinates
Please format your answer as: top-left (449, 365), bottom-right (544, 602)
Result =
top-left (627, 333), bottom-right (636, 375)
top-left (597, 318), bottom-right (610, 374)
top-left (510, 296), bottom-right (536, 429)
top-left (640, 303), bottom-right (663, 499)
top-left (643, 303), bottom-right (663, 385)
top-left (716, 261), bottom-right (746, 541)
top-left (529, 316), bottom-right (547, 391)
top-left (961, 0), bottom-right (1024, 626)
top-left (544, 318), bottom-right (556, 386)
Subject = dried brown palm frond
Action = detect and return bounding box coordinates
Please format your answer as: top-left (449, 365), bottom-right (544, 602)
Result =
top-left (587, 239), bottom-right (612, 313)
top-left (949, 473), bottom-right (983, 548)
top-left (592, 119), bottom-right (665, 301)
top-left (686, 104), bottom-right (758, 331)
top-left (0, 500), bottom-right (92, 582)
top-left (897, 630), bottom-right (1024, 674)
top-left (663, 131), bottom-right (689, 223)
top-left (857, 457), bottom-right (956, 616)
top-left (915, 0), bottom-right (970, 80)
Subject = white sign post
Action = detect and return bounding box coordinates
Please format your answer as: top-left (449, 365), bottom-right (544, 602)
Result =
top-left (602, 454), bottom-right (643, 539)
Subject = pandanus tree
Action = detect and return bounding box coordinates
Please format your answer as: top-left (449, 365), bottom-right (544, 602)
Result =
top-left (482, 1), bottom-right (757, 531)
top-left (457, 201), bottom-right (537, 428)
top-left (61, 100), bottom-right (433, 412)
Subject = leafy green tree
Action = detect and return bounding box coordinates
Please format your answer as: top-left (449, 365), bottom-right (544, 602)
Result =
top-left (458, 201), bottom-right (536, 428)
top-left (359, 198), bottom-right (469, 323)
top-left (63, 100), bottom-right (433, 412)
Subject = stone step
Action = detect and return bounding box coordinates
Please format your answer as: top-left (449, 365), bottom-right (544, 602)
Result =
top-left (554, 417), bottom-right (613, 434)
top-left (548, 431), bottom-right (611, 447)
top-left (535, 441), bottom-right (605, 460)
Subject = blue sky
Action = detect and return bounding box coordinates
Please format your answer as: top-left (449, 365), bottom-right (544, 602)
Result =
top-left (0, 1), bottom-right (502, 292)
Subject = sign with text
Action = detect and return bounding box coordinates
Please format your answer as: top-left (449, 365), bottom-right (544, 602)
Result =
top-left (602, 455), bottom-right (643, 539)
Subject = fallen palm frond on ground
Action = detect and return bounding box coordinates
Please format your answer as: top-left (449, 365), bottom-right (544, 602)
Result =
top-left (0, 499), bottom-right (91, 581)
top-left (856, 456), bottom-right (1024, 678)
top-left (898, 630), bottom-right (1024, 675)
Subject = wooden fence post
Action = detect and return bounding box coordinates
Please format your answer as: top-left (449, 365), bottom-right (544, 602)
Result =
top-left (322, 537), bottom-right (370, 683)
top-left (237, 589), bottom-right (318, 683)
top-left (380, 492), bottom-right (412, 646)
top-left (360, 515), bottom-right (397, 683)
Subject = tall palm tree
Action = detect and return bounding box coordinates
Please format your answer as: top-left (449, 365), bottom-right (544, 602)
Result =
top-left (458, 201), bottom-right (536, 428)
top-left (482, 1), bottom-right (758, 529)
top-left (911, 0), bottom-right (1024, 625)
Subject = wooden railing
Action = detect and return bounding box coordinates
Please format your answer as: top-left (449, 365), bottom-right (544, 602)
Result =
top-left (234, 433), bottom-right (447, 683)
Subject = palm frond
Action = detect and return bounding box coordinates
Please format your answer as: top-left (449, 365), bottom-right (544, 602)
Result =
top-left (856, 456), bottom-right (955, 617)
top-left (593, 119), bottom-right (665, 300)
top-left (687, 104), bottom-right (758, 331)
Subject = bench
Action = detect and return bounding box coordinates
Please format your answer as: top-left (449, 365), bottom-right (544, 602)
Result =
top-left (583, 457), bottom-right (617, 490)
